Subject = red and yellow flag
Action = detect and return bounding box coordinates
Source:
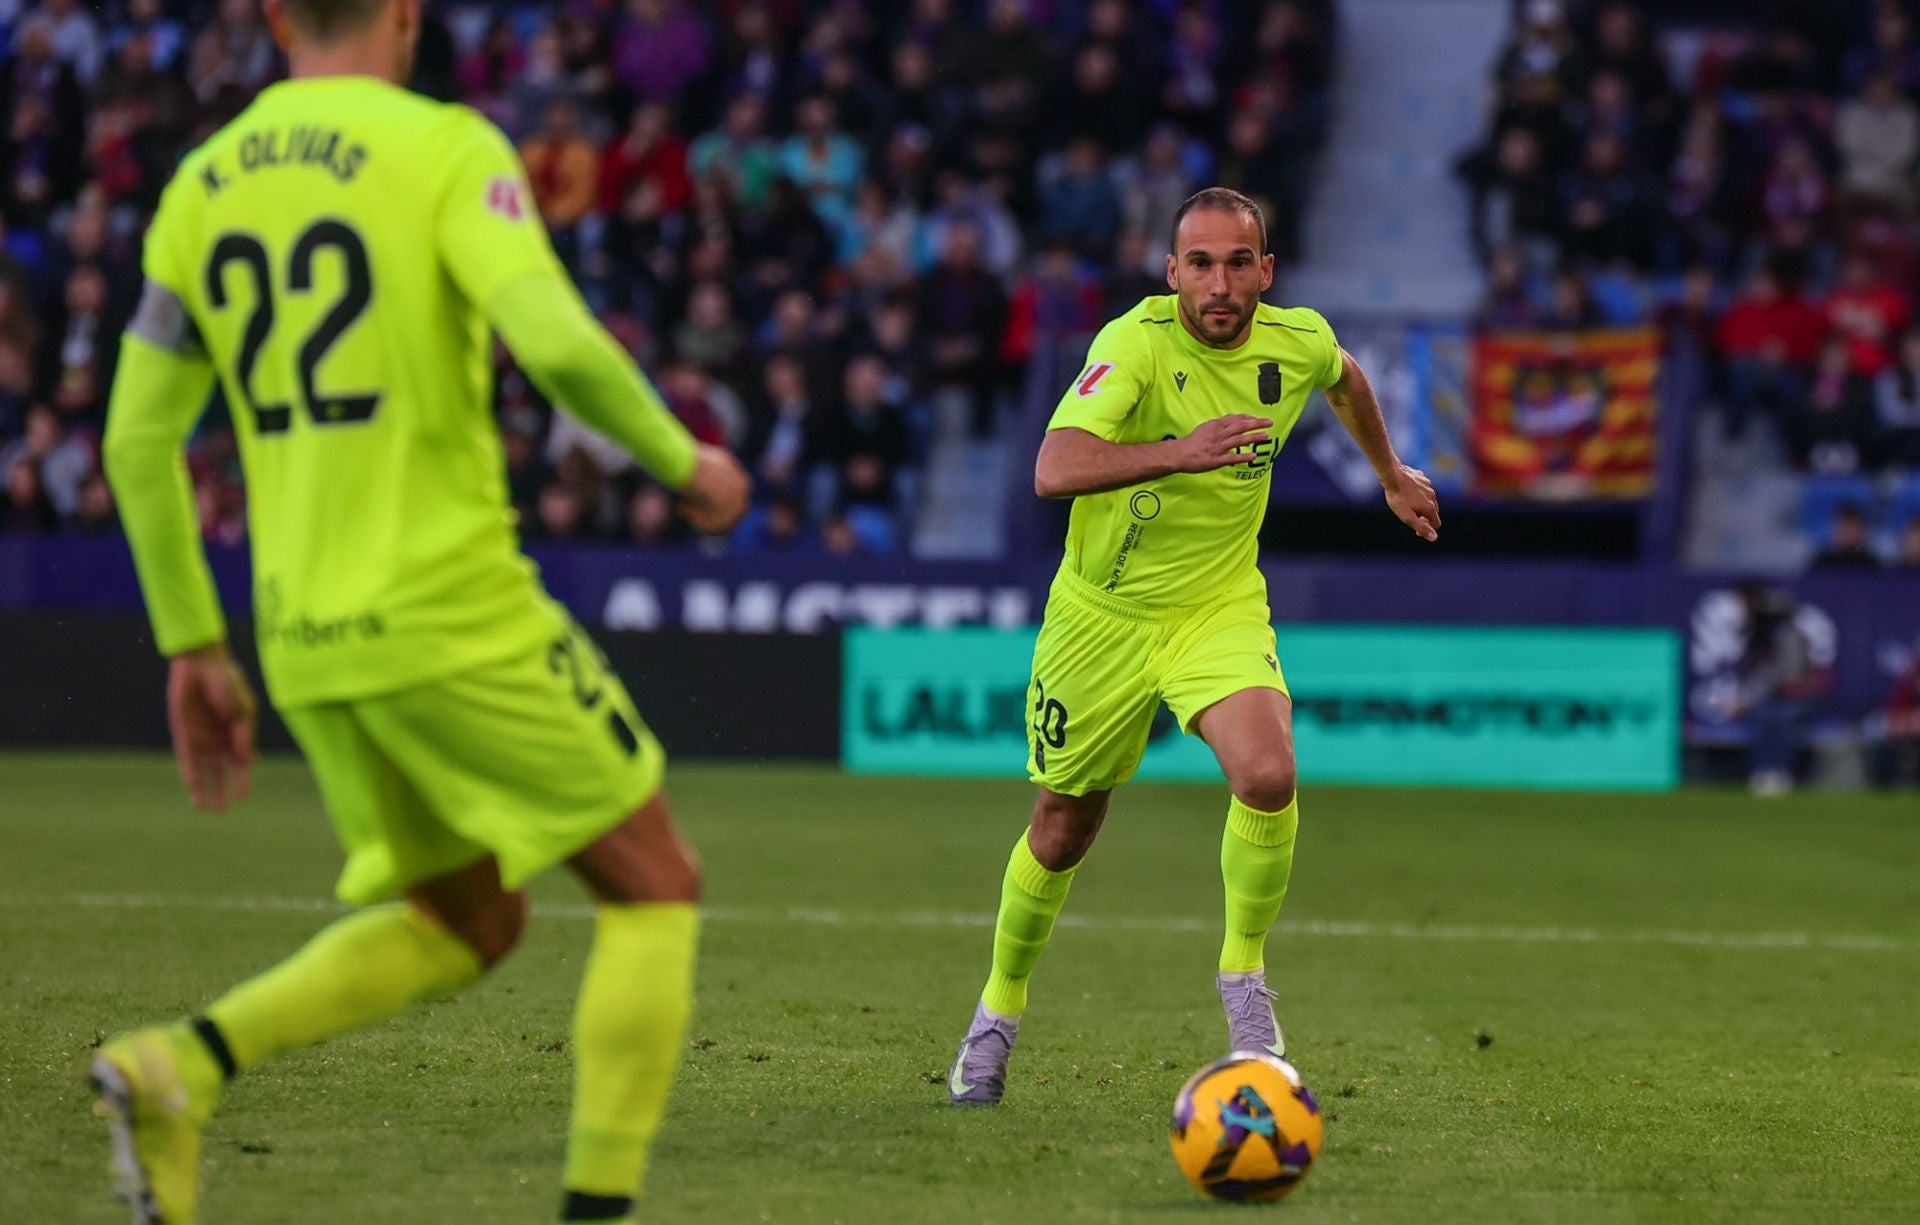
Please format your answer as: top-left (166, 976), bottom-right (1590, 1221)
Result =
top-left (1470, 329), bottom-right (1660, 499)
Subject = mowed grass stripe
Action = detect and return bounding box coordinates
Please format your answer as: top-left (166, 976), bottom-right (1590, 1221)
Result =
top-left (4, 890), bottom-right (1912, 953)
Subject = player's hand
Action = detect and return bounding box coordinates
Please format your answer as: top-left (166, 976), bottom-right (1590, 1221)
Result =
top-left (1168, 414), bottom-right (1273, 473)
top-left (678, 443), bottom-right (751, 534)
top-left (166, 643), bottom-right (257, 813)
top-left (1384, 464), bottom-right (1441, 542)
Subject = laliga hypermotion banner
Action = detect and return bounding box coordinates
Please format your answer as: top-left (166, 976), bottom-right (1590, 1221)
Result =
top-left (845, 626), bottom-right (1681, 790)
top-left (1470, 328), bottom-right (1660, 499)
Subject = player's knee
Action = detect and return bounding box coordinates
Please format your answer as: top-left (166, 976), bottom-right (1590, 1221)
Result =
top-left (1028, 792), bottom-right (1107, 870)
top-left (1231, 762), bottom-right (1297, 813)
top-left (462, 891), bottom-right (528, 968)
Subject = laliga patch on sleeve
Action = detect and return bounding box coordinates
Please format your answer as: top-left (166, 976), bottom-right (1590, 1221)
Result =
top-left (484, 176), bottom-right (526, 221)
top-left (1075, 362), bottom-right (1115, 397)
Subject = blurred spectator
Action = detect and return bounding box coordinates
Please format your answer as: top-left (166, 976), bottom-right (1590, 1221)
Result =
top-left (1217, 111), bottom-right (1297, 262)
top-left (1810, 503), bottom-right (1881, 570)
top-left (1540, 266), bottom-right (1601, 331)
top-left (534, 482), bottom-right (587, 540)
top-left (731, 492), bottom-right (810, 554)
top-left (689, 92), bottom-right (777, 213)
top-left (1835, 72), bottom-right (1918, 220)
top-left (1589, 2), bottom-right (1675, 135)
top-left (1118, 125), bottom-right (1197, 276)
top-left (1843, 2), bottom-right (1920, 94)
top-left (1, 451), bottom-right (57, 531)
top-left (611, 0), bottom-right (711, 105)
top-left (1003, 243), bottom-right (1105, 371)
top-left (1039, 137), bottom-right (1122, 261)
top-left (71, 469), bottom-right (116, 533)
top-left (599, 103), bottom-right (690, 219)
top-left (1716, 262), bottom-right (1826, 440)
top-left (1737, 583), bottom-right (1819, 797)
top-left (778, 95), bottom-right (862, 240)
top-left (1787, 339), bottom-right (1876, 472)
top-left (1657, 263), bottom-right (1722, 354)
top-left (625, 482), bottom-right (688, 546)
top-left (189, 0), bottom-right (276, 115)
top-left (820, 354), bottom-right (911, 515)
top-left (0, 403), bottom-right (89, 517)
top-left (1759, 137), bottom-right (1830, 246)
top-left (521, 101), bottom-right (600, 263)
top-left (746, 353), bottom-right (816, 501)
top-left (1897, 518), bottom-right (1920, 571)
top-left (1462, 127), bottom-right (1560, 265)
top-left (916, 218), bottom-right (1007, 436)
top-left (1826, 252), bottom-right (1909, 377)
top-left (1872, 329), bottom-right (1920, 465)
top-left (1475, 246), bottom-right (1539, 330)
top-left (1876, 647), bottom-right (1920, 788)
top-left (1561, 131), bottom-right (1657, 268)
top-left (673, 279), bottom-right (747, 379)
top-left (1055, 44), bottom-right (1139, 158)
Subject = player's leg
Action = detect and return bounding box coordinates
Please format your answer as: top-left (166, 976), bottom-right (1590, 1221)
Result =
top-left (203, 856), bottom-right (521, 1075)
top-left (950, 587), bottom-right (1161, 1105)
top-left (94, 704), bottom-right (510, 1224)
top-left (554, 790), bottom-right (701, 1224)
top-left (351, 615), bottom-right (689, 1223)
top-left (949, 785), bottom-right (1111, 1105)
top-left (1164, 600), bottom-right (1299, 1057)
top-left (1194, 687), bottom-right (1298, 1055)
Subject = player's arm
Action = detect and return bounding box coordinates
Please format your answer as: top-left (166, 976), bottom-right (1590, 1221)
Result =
top-left (1034, 418), bottom-right (1273, 499)
top-left (1321, 347), bottom-right (1441, 543)
top-left (1035, 319), bottom-right (1271, 499)
top-left (103, 283), bottom-right (257, 811)
top-left (485, 279), bottom-right (745, 529)
top-left (435, 114), bottom-right (746, 529)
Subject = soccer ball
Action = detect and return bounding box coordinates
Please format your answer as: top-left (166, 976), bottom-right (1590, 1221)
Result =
top-left (1168, 1050), bottom-right (1323, 1202)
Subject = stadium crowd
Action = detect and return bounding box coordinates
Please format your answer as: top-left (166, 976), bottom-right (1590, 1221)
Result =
top-left (1460, 0), bottom-right (1920, 569)
top-left (0, 0), bottom-right (1338, 552)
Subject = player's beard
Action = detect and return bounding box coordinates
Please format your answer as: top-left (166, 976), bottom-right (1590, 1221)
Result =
top-left (1182, 295), bottom-right (1251, 348)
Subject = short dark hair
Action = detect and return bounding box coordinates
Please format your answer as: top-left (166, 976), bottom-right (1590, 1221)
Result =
top-left (282, 0), bottom-right (389, 40)
top-left (1170, 187), bottom-right (1267, 256)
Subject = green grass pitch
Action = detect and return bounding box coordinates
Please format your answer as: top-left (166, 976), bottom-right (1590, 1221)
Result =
top-left (3, 753), bottom-right (1917, 1224)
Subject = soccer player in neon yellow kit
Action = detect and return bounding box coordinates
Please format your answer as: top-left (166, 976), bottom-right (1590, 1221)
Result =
top-left (947, 188), bottom-right (1442, 1104)
top-left (91, 1), bottom-right (750, 1221)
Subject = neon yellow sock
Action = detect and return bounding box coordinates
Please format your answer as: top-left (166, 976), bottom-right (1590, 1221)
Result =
top-left (204, 903), bottom-right (483, 1071)
top-left (564, 903), bottom-right (700, 1201)
top-left (980, 831), bottom-right (1078, 1017)
top-left (1219, 794), bottom-right (1299, 973)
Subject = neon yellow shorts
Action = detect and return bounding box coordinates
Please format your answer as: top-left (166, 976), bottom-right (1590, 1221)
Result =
top-left (282, 612), bottom-right (665, 906)
top-left (1026, 569), bottom-right (1288, 796)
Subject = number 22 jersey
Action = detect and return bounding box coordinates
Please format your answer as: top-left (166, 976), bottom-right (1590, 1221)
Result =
top-left (140, 77), bottom-right (568, 706)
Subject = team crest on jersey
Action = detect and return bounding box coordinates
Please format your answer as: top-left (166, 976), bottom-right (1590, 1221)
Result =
top-left (485, 176), bottom-right (527, 221)
top-left (1075, 362), bottom-right (1115, 397)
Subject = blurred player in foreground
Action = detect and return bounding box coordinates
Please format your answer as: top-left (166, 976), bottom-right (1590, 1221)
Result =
top-left (94, 1), bottom-right (749, 1220)
top-left (948, 188), bottom-right (1441, 1105)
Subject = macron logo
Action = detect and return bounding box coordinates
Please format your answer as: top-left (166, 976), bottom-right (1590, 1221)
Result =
top-left (1076, 362), bottom-right (1115, 397)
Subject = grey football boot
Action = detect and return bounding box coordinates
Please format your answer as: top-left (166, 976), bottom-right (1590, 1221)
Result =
top-left (947, 1000), bottom-right (1020, 1105)
top-left (1219, 970), bottom-right (1287, 1058)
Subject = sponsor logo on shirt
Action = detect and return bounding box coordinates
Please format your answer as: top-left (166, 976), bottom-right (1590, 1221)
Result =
top-left (485, 176), bottom-right (527, 222)
top-left (1075, 362), bottom-right (1115, 397)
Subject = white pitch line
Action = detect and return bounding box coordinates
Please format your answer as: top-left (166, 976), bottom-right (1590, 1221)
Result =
top-left (0, 891), bottom-right (1913, 953)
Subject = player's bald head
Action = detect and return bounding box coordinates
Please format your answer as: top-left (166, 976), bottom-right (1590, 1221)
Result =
top-left (1170, 187), bottom-right (1267, 258)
